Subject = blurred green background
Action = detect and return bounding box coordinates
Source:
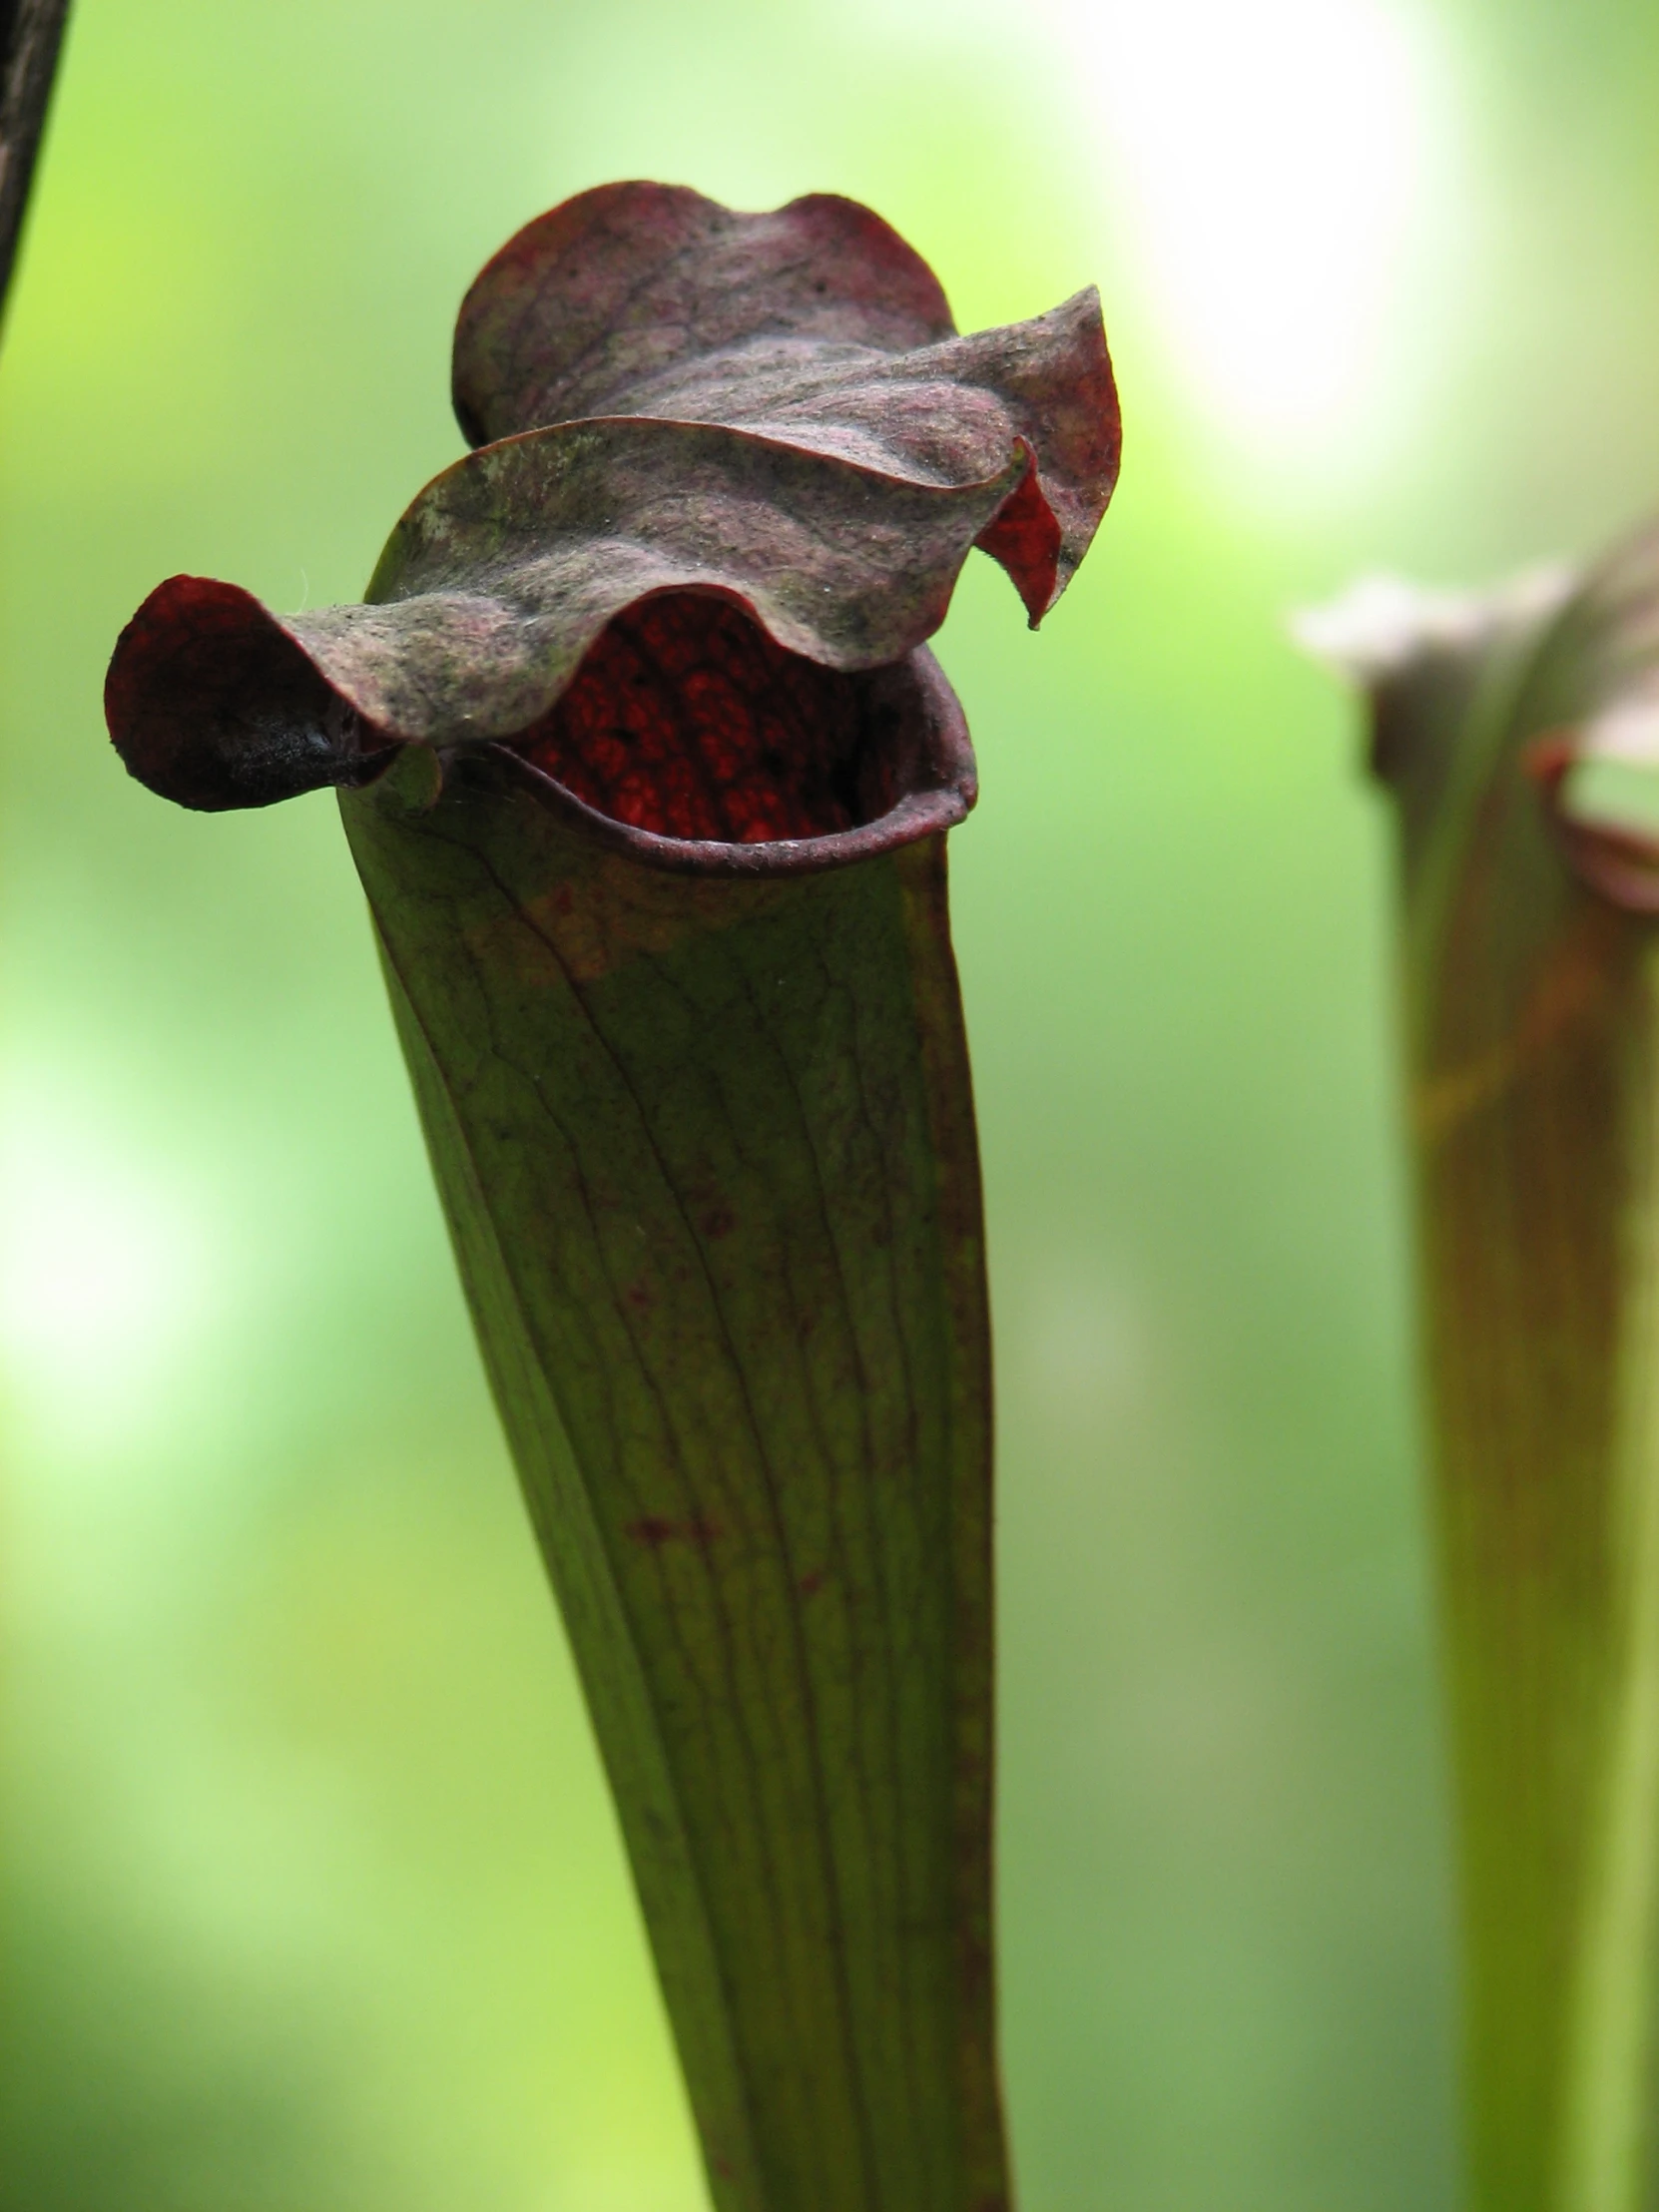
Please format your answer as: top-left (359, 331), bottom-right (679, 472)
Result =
top-left (5, 1), bottom-right (1659, 2205)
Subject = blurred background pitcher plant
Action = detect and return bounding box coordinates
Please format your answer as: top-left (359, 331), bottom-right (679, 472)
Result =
top-left (1305, 530), bottom-right (1659, 2212)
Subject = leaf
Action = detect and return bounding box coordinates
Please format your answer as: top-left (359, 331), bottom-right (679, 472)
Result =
top-left (107, 181), bottom-right (1118, 818)
top-left (450, 181), bottom-right (1118, 622)
top-left (1302, 524), bottom-right (1659, 2212)
top-left (103, 186), bottom-right (1122, 2209)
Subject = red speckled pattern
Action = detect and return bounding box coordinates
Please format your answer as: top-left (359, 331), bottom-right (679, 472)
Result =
top-left (516, 593), bottom-right (867, 842)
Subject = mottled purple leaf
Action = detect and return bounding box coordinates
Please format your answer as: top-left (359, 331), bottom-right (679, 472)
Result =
top-left (107, 182), bottom-right (1118, 840)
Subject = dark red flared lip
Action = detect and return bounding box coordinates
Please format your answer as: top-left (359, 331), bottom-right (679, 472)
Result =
top-left (462, 644), bottom-right (976, 877)
top-left (107, 575), bottom-right (976, 871)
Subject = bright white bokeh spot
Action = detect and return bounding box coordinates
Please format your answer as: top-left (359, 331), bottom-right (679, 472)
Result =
top-left (0, 1082), bottom-right (221, 1450)
top-left (857, 0), bottom-right (1464, 487)
top-left (1046, 0), bottom-right (1457, 473)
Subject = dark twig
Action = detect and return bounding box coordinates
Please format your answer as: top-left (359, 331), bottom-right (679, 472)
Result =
top-left (0, 0), bottom-right (71, 321)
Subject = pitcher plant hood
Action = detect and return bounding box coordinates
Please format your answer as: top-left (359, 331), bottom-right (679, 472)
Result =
top-left (106, 181), bottom-right (1119, 870)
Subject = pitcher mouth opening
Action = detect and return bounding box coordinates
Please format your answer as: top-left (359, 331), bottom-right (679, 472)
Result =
top-left (482, 591), bottom-right (976, 878)
top-left (107, 575), bottom-right (976, 874)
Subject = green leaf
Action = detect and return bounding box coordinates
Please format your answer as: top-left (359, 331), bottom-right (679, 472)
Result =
top-left (1305, 528), bottom-right (1659, 2212)
top-left (340, 745), bottom-right (1008, 2212)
